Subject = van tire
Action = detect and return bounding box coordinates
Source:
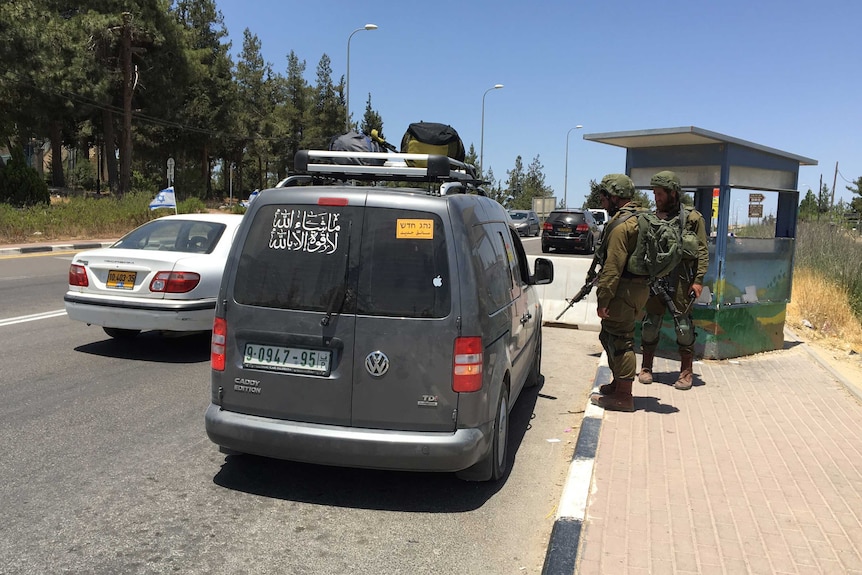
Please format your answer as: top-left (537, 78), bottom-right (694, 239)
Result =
top-left (457, 384), bottom-right (509, 482)
top-left (489, 384), bottom-right (510, 481)
top-left (525, 331), bottom-right (542, 388)
top-left (455, 384), bottom-right (509, 481)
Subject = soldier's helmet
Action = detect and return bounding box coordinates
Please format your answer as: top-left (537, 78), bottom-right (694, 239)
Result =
top-left (600, 174), bottom-right (635, 198)
top-left (650, 170), bottom-right (681, 192)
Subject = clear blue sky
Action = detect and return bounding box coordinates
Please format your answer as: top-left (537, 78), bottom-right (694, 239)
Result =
top-left (215, 0), bottom-right (861, 208)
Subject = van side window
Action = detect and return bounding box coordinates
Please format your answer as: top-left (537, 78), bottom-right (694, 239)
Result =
top-left (498, 230), bottom-right (518, 291)
top-left (471, 223), bottom-right (515, 314)
top-left (508, 228), bottom-right (530, 287)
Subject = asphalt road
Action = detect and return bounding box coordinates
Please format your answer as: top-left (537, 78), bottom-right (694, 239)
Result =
top-left (0, 249), bottom-right (601, 575)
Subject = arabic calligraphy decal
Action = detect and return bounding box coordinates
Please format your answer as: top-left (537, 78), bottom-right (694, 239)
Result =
top-left (268, 208), bottom-right (341, 254)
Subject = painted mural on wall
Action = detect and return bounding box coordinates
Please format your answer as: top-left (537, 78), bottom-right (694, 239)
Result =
top-left (638, 237), bottom-right (795, 359)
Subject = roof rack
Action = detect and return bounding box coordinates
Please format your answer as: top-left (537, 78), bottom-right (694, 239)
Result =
top-left (294, 150), bottom-right (482, 184)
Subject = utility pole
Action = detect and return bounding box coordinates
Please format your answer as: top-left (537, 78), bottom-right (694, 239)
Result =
top-left (831, 161), bottom-right (838, 209)
top-left (119, 12), bottom-right (133, 198)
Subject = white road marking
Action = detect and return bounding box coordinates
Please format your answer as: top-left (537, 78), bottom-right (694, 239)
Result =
top-left (0, 309), bottom-right (67, 327)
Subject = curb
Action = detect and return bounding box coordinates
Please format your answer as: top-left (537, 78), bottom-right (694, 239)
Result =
top-left (0, 242), bottom-right (114, 256)
top-left (541, 353), bottom-right (610, 575)
top-left (785, 326), bottom-right (862, 404)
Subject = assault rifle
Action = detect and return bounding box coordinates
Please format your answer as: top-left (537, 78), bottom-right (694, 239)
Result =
top-left (649, 276), bottom-right (697, 337)
top-left (555, 274), bottom-right (598, 320)
top-left (556, 246), bottom-right (604, 321)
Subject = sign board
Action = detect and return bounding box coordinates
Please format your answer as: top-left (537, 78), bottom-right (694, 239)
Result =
top-left (532, 197), bottom-right (556, 219)
top-left (748, 203), bottom-right (763, 218)
top-left (749, 193), bottom-right (764, 203)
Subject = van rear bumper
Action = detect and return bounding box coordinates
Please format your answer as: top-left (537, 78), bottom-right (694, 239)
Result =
top-left (205, 404), bottom-right (491, 473)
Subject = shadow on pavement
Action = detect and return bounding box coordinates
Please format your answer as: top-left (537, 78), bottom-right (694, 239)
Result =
top-left (211, 377), bottom-right (546, 513)
top-left (74, 331), bottom-right (210, 364)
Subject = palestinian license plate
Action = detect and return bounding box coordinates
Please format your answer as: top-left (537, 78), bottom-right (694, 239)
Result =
top-left (106, 270), bottom-right (137, 289)
top-left (243, 343), bottom-right (331, 375)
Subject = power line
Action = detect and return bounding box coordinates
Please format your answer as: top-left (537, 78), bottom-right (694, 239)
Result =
top-left (836, 167), bottom-right (856, 185)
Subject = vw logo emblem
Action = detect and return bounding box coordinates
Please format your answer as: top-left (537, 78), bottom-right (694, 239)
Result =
top-left (365, 351), bottom-right (389, 377)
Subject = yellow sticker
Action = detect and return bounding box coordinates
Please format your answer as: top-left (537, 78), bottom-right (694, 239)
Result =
top-left (396, 219), bottom-right (434, 239)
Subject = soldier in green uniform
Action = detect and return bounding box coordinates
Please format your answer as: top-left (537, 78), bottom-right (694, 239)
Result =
top-left (590, 174), bottom-right (651, 412)
top-left (638, 171), bottom-right (710, 390)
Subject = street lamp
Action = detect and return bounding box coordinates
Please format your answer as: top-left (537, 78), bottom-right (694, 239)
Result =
top-left (563, 125), bottom-right (583, 209)
top-left (479, 84), bottom-right (504, 175)
top-left (346, 24), bottom-right (378, 133)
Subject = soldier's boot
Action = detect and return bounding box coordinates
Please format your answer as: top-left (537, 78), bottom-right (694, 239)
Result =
top-left (598, 380), bottom-right (616, 395)
top-left (674, 351), bottom-right (694, 390)
top-left (638, 350), bottom-right (655, 384)
top-left (590, 378), bottom-right (635, 412)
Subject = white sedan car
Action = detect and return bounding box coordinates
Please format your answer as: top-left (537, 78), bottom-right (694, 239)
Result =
top-left (64, 213), bottom-right (244, 339)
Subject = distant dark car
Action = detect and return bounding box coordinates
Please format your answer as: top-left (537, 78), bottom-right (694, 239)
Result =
top-left (541, 209), bottom-right (600, 254)
top-left (507, 209), bottom-right (540, 237)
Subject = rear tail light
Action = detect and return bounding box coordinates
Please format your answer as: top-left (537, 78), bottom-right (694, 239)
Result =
top-left (576, 223), bottom-right (589, 232)
top-left (69, 264), bottom-right (88, 287)
top-left (150, 271), bottom-right (200, 293)
top-left (211, 317), bottom-right (226, 371)
top-left (542, 222), bottom-right (553, 231)
top-left (453, 336), bottom-right (483, 392)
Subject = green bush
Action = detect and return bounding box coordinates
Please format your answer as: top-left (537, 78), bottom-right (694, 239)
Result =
top-left (0, 193), bottom-right (154, 242)
top-left (67, 159), bottom-right (97, 191)
top-left (179, 197), bottom-right (207, 213)
top-left (0, 148), bottom-right (50, 207)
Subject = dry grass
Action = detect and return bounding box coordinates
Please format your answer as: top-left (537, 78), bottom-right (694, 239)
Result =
top-left (786, 267), bottom-right (862, 354)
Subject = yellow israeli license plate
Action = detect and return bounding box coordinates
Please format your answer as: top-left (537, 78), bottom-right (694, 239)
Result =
top-left (106, 270), bottom-right (136, 290)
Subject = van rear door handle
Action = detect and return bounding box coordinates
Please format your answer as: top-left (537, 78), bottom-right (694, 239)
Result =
top-left (520, 312), bottom-right (532, 324)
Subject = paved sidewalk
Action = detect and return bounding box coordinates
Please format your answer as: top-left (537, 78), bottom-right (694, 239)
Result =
top-left (574, 335), bottom-right (862, 575)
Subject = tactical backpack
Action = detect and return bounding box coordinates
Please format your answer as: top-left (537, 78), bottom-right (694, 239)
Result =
top-left (596, 207), bottom-right (698, 281)
top-left (328, 131), bottom-right (386, 165)
top-left (400, 122), bottom-right (465, 166)
top-left (625, 210), bottom-right (686, 280)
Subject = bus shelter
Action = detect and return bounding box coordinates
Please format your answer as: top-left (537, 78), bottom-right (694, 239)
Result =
top-left (584, 126), bottom-right (818, 359)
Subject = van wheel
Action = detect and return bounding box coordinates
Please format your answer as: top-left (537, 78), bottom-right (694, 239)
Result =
top-left (489, 385), bottom-right (510, 480)
top-left (103, 327), bottom-right (141, 339)
top-left (456, 384), bottom-right (509, 482)
top-left (525, 331), bottom-right (542, 388)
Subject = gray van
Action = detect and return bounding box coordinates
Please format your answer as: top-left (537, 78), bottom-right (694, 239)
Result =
top-left (205, 150), bottom-right (554, 481)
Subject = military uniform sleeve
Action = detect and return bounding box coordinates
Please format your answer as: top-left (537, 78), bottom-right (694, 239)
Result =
top-left (596, 216), bottom-right (633, 308)
top-left (691, 210), bottom-right (709, 285)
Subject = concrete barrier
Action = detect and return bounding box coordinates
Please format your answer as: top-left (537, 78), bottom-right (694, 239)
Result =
top-left (529, 255), bottom-right (601, 331)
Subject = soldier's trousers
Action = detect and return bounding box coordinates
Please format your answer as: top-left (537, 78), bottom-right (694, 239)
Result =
top-left (599, 277), bottom-right (650, 381)
top-left (642, 290), bottom-right (696, 356)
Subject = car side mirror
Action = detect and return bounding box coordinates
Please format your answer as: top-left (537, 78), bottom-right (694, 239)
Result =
top-left (531, 258), bottom-right (554, 285)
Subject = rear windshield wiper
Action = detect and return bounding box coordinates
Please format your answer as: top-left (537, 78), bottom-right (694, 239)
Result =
top-left (321, 221), bottom-right (352, 326)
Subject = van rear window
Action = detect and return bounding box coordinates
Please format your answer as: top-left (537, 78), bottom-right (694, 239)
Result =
top-left (233, 205), bottom-right (450, 318)
top-left (234, 205), bottom-right (359, 311)
top-left (356, 209), bottom-right (450, 318)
